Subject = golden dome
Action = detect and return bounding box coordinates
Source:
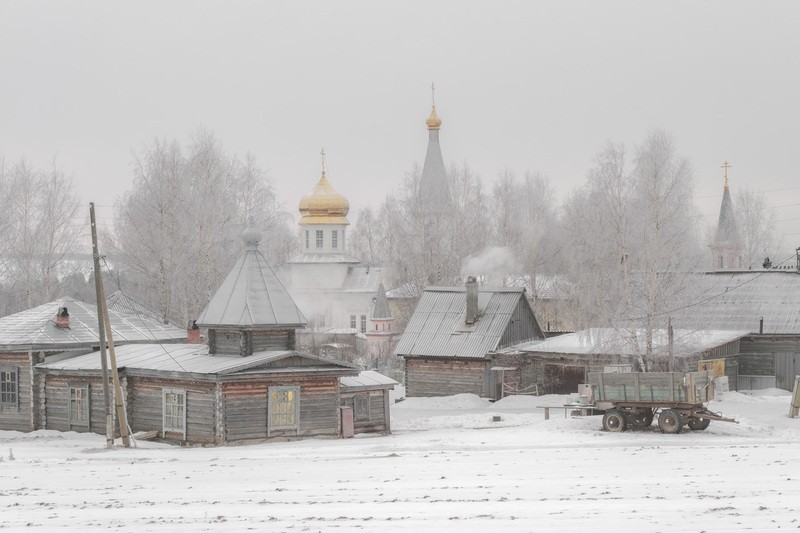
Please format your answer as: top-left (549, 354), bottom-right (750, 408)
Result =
top-left (298, 170), bottom-right (350, 225)
top-left (426, 105), bottom-right (442, 130)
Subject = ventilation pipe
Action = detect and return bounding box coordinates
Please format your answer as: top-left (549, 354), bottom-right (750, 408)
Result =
top-left (465, 276), bottom-right (478, 325)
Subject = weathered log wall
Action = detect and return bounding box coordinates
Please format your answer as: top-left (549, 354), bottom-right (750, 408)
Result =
top-left (0, 353), bottom-right (32, 431)
top-left (405, 358), bottom-right (486, 397)
top-left (340, 390), bottom-right (390, 434)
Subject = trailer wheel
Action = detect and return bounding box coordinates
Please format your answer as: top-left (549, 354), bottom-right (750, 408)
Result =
top-left (603, 409), bottom-right (627, 432)
top-left (658, 409), bottom-right (684, 434)
top-left (630, 409), bottom-right (654, 429)
top-left (688, 417), bottom-right (711, 430)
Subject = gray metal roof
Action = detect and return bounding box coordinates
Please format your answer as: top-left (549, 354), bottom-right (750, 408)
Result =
top-left (37, 343), bottom-right (356, 375)
top-left (394, 286), bottom-right (532, 359)
top-left (371, 283), bottom-right (392, 319)
top-left (341, 266), bottom-right (384, 292)
top-left (671, 271), bottom-right (800, 334)
top-left (288, 252), bottom-right (360, 264)
top-left (340, 370), bottom-right (398, 391)
top-left (513, 328), bottom-right (750, 358)
top-left (196, 231), bottom-right (307, 328)
top-left (0, 297), bottom-right (188, 352)
top-left (418, 122), bottom-right (451, 216)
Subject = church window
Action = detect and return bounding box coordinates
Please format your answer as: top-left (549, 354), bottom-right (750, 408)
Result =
top-left (350, 315), bottom-right (357, 329)
top-left (305, 230), bottom-right (309, 249)
top-left (316, 230), bottom-right (323, 248)
top-left (360, 315), bottom-right (367, 333)
top-left (332, 230), bottom-right (338, 249)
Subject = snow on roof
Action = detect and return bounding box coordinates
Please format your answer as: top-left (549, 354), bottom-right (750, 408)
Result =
top-left (37, 343), bottom-right (357, 375)
top-left (394, 286), bottom-right (542, 359)
top-left (385, 282), bottom-right (420, 299)
top-left (340, 370), bottom-right (398, 390)
top-left (671, 271), bottom-right (800, 334)
top-left (513, 327), bottom-right (750, 358)
top-left (106, 290), bottom-right (167, 325)
top-left (341, 266), bottom-right (383, 292)
top-left (196, 235), bottom-right (306, 328)
top-left (288, 253), bottom-right (361, 264)
top-left (0, 297), bottom-right (187, 351)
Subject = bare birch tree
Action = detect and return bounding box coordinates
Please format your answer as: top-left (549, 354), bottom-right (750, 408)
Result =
top-left (733, 187), bottom-right (780, 268)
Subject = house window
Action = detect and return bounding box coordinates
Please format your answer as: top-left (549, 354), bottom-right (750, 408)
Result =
top-left (163, 388), bottom-right (186, 437)
top-left (360, 315), bottom-right (367, 333)
top-left (332, 230), bottom-right (338, 249)
top-left (350, 314), bottom-right (357, 329)
top-left (305, 230), bottom-right (309, 249)
top-left (316, 230), bottom-right (323, 248)
top-left (268, 386), bottom-right (300, 433)
top-left (69, 385), bottom-right (90, 427)
top-left (0, 368), bottom-right (18, 407)
top-left (354, 395), bottom-right (370, 421)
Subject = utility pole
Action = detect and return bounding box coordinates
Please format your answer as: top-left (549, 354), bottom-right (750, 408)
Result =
top-left (668, 316), bottom-right (674, 372)
top-left (90, 203), bottom-right (114, 449)
top-left (98, 288), bottom-right (131, 448)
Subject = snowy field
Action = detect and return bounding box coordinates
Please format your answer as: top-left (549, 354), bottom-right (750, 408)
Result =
top-left (2, 389), bottom-right (799, 532)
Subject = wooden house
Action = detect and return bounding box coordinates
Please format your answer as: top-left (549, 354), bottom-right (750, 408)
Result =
top-left (0, 297), bottom-right (187, 432)
top-left (339, 370), bottom-right (398, 435)
top-left (36, 227), bottom-right (359, 444)
top-left (394, 278), bottom-right (544, 399)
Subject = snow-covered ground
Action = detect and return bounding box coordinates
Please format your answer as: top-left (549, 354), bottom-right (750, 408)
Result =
top-left (2, 389), bottom-right (799, 532)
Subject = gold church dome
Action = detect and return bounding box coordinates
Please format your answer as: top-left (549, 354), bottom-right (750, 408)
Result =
top-left (298, 170), bottom-right (350, 226)
top-left (426, 105), bottom-right (442, 130)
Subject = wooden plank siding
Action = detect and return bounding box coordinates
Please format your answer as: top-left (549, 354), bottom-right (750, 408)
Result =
top-left (340, 390), bottom-right (390, 434)
top-left (740, 335), bottom-right (800, 390)
top-left (0, 353), bottom-right (32, 431)
top-left (405, 358), bottom-right (487, 397)
top-left (42, 375), bottom-right (109, 434)
top-left (499, 300), bottom-right (542, 349)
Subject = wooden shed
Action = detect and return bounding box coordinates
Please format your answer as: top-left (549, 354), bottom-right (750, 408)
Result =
top-left (339, 370), bottom-right (398, 434)
top-left (394, 278), bottom-right (544, 399)
top-left (0, 296), bottom-right (187, 432)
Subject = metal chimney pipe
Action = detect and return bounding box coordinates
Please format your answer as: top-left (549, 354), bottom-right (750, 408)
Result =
top-left (465, 276), bottom-right (478, 324)
top-left (759, 317), bottom-right (764, 335)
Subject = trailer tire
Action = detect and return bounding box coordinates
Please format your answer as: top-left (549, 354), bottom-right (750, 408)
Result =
top-left (658, 409), bottom-right (684, 434)
top-left (630, 409), bottom-right (654, 429)
top-left (603, 409), bottom-right (627, 432)
top-left (688, 417), bottom-right (711, 430)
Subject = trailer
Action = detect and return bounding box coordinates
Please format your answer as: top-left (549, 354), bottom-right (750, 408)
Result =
top-left (586, 370), bottom-right (737, 434)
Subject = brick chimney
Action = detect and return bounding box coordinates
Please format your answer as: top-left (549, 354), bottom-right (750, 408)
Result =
top-left (55, 307), bottom-right (70, 328)
top-left (465, 276), bottom-right (478, 325)
top-left (187, 320), bottom-right (201, 344)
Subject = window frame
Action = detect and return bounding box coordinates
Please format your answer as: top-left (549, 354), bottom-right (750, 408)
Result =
top-left (0, 366), bottom-right (19, 409)
top-left (350, 314), bottom-right (357, 329)
top-left (331, 229), bottom-right (338, 249)
top-left (162, 387), bottom-right (187, 440)
top-left (354, 395), bottom-right (371, 421)
top-left (268, 385), bottom-right (300, 435)
top-left (315, 230), bottom-right (324, 249)
top-left (305, 230), bottom-right (309, 250)
top-left (360, 314), bottom-right (367, 333)
top-left (68, 383), bottom-right (90, 428)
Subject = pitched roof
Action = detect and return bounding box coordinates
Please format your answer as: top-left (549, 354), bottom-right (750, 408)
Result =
top-left (0, 297), bottom-right (187, 352)
top-left (196, 229), bottom-right (306, 328)
top-left (37, 343), bottom-right (358, 376)
top-left (371, 283), bottom-right (392, 320)
top-left (394, 286), bottom-right (540, 359)
top-left (671, 271), bottom-right (800, 334)
top-left (714, 187), bottom-right (741, 245)
top-left (340, 370), bottom-right (398, 391)
top-left (513, 328), bottom-right (749, 358)
top-left (106, 290), bottom-right (166, 325)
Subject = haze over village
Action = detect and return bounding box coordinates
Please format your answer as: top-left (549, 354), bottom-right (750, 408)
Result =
top-left (1, 2), bottom-right (800, 531)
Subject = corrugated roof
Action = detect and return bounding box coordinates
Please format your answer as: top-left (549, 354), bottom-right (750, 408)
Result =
top-left (394, 286), bottom-right (535, 359)
top-left (37, 343), bottom-right (356, 375)
top-left (671, 271), bottom-right (800, 334)
top-left (514, 328), bottom-right (750, 358)
top-left (340, 370), bottom-right (398, 390)
top-left (196, 231), bottom-right (306, 328)
top-left (0, 297), bottom-right (188, 351)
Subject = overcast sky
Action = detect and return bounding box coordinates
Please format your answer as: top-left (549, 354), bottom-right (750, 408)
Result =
top-left (2, 1), bottom-right (799, 251)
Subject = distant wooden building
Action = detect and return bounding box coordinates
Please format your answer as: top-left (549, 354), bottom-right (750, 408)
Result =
top-left (394, 278), bottom-right (544, 399)
top-left (37, 227), bottom-right (359, 444)
top-left (0, 297), bottom-right (187, 432)
top-left (339, 370), bottom-right (398, 435)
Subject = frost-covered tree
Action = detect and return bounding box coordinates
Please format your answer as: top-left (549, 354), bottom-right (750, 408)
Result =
top-left (733, 187), bottom-right (780, 269)
top-left (0, 157), bottom-right (82, 314)
top-left (111, 129), bottom-right (293, 326)
top-left (561, 131), bottom-right (703, 370)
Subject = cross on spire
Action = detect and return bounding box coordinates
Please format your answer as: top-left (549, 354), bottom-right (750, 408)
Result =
top-left (722, 160), bottom-right (732, 190)
top-left (320, 147), bottom-right (326, 175)
top-left (431, 82), bottom-right (436, 107)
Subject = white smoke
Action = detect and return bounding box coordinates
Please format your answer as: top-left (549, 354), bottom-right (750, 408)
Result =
top-left (461, 247), bottom-right (518, 283)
